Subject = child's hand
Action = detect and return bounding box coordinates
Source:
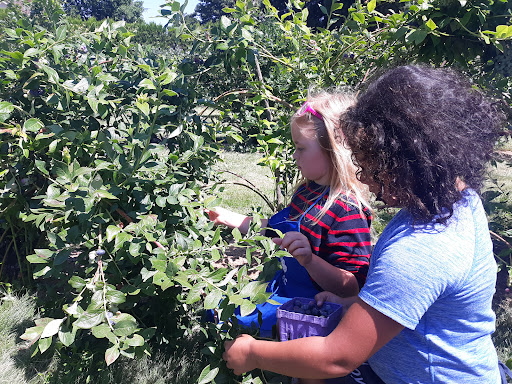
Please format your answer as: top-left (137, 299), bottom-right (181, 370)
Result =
top-left (272, 231), bottom-right (313, 266)
top-left (205, 207), bottom-right (253, 233)
top-left (315, 291), bottom-right (344, 307)
top-left (205, 207), bottom-right (222, 225)
top-left (315, 291), bottom-right (358, 315)
top-left (205, 206), bottom-right (235, 227)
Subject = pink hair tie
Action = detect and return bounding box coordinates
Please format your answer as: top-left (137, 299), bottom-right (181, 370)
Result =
top-left (296, 101), bottom-right (323, 120)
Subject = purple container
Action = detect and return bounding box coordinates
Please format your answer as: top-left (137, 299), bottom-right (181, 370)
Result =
top-left (276, 297), bottom-right (343, 341)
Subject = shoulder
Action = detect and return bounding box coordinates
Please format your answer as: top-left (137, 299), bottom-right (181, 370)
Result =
top-left (329, 191), bottom-right (371, 217)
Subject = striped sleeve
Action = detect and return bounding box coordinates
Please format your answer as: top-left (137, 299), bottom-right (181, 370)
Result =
top-left (290, 183), bottom-right (372, 289)
top-left (323, 206), bottom-right (372, 288)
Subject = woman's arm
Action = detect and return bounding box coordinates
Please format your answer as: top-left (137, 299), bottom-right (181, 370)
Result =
top-left (273, 233), bottom-right (359, 297)
top-left (223, 298), bottom-right (404, 377)
top-left (207, 207), bottom-right (268, 234)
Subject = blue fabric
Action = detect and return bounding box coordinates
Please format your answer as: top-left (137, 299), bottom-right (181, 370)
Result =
top-left (499, 360), bottom-right (512, 384)
top-left (236, 188), bottom-right (329, 336)
top-left (268, 206), bottom-right (299, 233)
top-left (359, 190), bottom-right (500, 383)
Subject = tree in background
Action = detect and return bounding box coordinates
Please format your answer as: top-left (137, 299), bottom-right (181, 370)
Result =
top-left (62, 0), bottom-right (144, 22)
top-left (193, 0), bottom-right (235, 23)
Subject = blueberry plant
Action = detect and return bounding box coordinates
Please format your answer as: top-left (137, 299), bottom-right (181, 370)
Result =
top-left (0, 10), bottom-right (282, 382)
top-left (0, 0), bottom-right (511, 382)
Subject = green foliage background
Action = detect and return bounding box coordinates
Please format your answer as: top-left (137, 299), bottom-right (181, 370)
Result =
top-left (0, 0), bottom-right (511, 382)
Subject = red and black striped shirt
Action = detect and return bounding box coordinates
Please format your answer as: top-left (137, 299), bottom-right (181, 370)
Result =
top-left (289, 182), bottom-right (372, 288)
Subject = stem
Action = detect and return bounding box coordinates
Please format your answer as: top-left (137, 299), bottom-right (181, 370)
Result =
top-left (98, 260), bottom-right (116, 332)
top-left (0, 238), bottom-right (14, 281)
top-left (216, 168), bottom-right (275, 211)
top-left (9, 221), bottom-right (25, 285)
top-left (254, 54), bottom-right (273, 122)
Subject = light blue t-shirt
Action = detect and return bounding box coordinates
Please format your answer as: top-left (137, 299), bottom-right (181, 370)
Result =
top-left (359, 190), bottom-right (500, 383)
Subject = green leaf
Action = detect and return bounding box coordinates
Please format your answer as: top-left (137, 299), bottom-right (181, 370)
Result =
top-left (186, 284), bottom-right (203, 304)
top-left (171, 0), bottom-right (181, 12)
top-left (136, 101), bottom-right (150, 116)
top-left (204, 289), bottom-right (223, 310)
top-left (94, 189), bottom-right (118, 200)
top-left (88, 97), bottom-right (99, 114)
top-left (352, 12), bottom-right (365, 24)
top-left (198, 365), bottom-right (219, 384)
top-left (69, 275), bottom-right (86, 289)
top-left (41, 318), bottom-right (64, 338)
top-left (125, 334), bottom-right (144, 347)
top-left (24, 118), bottom-right (44, 133)
top-left (106, 289), bottom-right (126, 304)
top-left (92, 323), bottom-right (114, 338)
top-left (54, 249), bottom-right (72, 266)
top-left (211, 227), bottom-right (221, 245)
top-left (216, 43), bottom-right (229, 50)
top-left (74, 312), bottom-right (103, 329)
top-left (425, 19), bottom-right (437, 31)
top-left (105, 345), bottom-right (120, 366)
top-left (115, 231), bottom-right (133, 250)
top-left (0, 101), bottom-right (14, 123)
top-left (137, 64), bottom-right (155, 77)
top-left (239, 299), bottom-right (257, 317)
top-left (138, 78), bottom-right (156, 90)
top-left (58, 327), bottom-right (76, 346)
top-left (35, 160), bottom-right (49, 176)
top-left (24, 48), bottom-right (39, 58)
top-left (38, 337), bottom-right (52, 353)
top-left (153, 271), bottom-right (173, 290)
top-left (211, 248), bottom-right (221, 262)
top-left (367, 0), bottom-right (376, 13)
top-left (27, 249), bottom-right (53, 264)
top-left (41, 64), bottom-right (59, 84)
top-left (495, 25), bottom-right (512, 39)
top-left (240, 281), bottom-right (262, 298)
top-left (56, 25), bottom-right (67, 40)
top-left (232, 227), bottom-right (242, 242)
top-left (113, 318), bottom-right (138, 337)
top-left (106, 225), bottom-right (121, 242)
top-left (20, 325), bottom-right (44, 341)
top-left (221, 16), bottom-right (231, 29)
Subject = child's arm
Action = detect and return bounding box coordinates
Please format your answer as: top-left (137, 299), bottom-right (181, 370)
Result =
top-left (273, 233), bottom-right (359, 297)
top-left (207, 207), bottom-right (268, 234)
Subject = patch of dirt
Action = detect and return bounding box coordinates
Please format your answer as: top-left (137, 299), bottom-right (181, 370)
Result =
top-left (212, 244), bottom-right (263, 280)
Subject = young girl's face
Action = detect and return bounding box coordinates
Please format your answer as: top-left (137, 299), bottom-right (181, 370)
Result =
top-left (291, 122), bottom-right (332, 185)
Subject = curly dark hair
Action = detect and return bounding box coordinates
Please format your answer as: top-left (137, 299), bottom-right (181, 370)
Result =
top-left (340, 65), bottom-right (505, 223)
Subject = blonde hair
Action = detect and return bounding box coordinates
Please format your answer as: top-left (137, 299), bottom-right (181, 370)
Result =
top-left (290, 89), bottom-right (372, 221)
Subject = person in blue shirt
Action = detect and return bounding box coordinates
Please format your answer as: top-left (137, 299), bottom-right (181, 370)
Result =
top-left (222, 65), bottom-right (507, 384)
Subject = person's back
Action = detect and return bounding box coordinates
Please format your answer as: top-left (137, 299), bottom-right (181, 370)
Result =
top-left (362, 190), bottom-right (499, 383)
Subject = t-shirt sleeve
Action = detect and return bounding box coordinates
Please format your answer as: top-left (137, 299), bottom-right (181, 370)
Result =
top-left (325, 202), bottom-right (372, 288)
top-left (359, 229), bottom-right (471, 329)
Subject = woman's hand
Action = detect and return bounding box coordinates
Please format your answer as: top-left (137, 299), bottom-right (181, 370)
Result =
top-left (223, 334), bottom-right (257, 375)
top-left (273, 231), bottom-right (313, 266)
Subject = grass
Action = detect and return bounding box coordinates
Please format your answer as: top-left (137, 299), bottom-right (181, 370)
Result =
top-left (212, 150), bottom-right (276, 217)
top-left (0, 292), bottom-right (51, 384)
top-left (0, 291), bottom-right (205, 384)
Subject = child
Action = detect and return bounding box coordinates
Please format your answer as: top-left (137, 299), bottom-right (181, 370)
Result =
top-left (223, 65), bottom-right (506, 383)
top-left (208, 90), bottom-right (372, 339)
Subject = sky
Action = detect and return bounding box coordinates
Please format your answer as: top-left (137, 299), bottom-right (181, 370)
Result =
top-left (142, 0), bottom-right (199, 24)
